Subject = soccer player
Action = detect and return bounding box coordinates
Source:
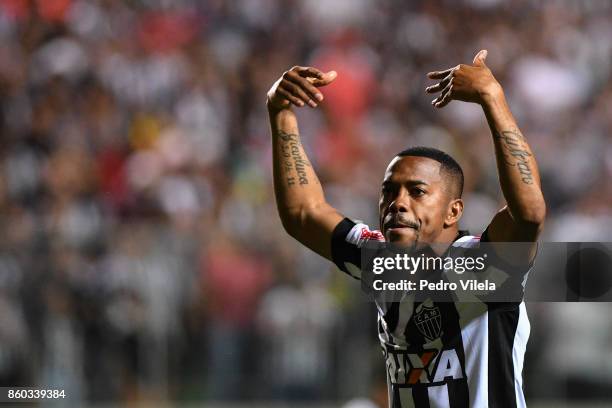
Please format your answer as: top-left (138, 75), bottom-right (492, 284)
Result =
top-left (266, 50), bottom-right (546, 407)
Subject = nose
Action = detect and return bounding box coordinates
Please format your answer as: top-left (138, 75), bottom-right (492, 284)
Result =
top-left (388, 189), bottom-right (410, 213)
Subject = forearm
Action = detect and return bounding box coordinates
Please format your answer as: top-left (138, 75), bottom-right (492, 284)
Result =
top-left (482, 90), bottom-right (546, 225)
top-left (269, 104), bottom-right (326, 227)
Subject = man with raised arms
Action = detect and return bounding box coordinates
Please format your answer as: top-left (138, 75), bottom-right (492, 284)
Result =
top-left (267, 50), bottom-right (545, 407)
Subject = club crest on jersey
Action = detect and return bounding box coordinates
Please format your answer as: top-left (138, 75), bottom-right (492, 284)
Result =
top-left (414, 305), bottom-right (442, 340)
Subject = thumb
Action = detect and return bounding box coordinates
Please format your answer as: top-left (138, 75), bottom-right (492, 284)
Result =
top-left (312, 70), bottom-right (338, 86)
top-left (324, 70), bottom-right (338, 81)
top-left (473, 49), bottom-right (488, 67)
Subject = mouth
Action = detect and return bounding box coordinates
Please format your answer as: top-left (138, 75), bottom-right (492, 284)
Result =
top-left (384, 218), bottom-right (420, 233)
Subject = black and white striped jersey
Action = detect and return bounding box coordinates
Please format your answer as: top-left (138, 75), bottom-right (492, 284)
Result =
top-left (331, 218), bottom-right (531, 408)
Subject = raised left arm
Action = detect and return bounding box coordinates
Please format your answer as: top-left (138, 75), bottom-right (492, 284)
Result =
top-left (426, 50), bottom-right (546, 263)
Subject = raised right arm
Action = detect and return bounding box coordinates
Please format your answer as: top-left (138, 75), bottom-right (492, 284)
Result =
top-left (267, 66), bottom-right (343, 260)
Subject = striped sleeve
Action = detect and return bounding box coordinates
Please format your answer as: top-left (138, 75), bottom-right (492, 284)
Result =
top-left (331, 218), bottom-right (385, 280)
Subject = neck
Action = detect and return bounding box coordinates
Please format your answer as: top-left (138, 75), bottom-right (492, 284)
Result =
top-left (407, 227), bottom-right (459, 255)
top-left (430, 227), bottom-right (460, 253)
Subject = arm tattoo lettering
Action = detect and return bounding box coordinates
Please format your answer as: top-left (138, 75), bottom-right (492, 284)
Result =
top-left (495, 129), bottom-right (534, 185)
top-left (278, 130), bottom-right (311, 186)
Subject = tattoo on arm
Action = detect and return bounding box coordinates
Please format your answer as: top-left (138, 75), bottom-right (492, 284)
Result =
top-left (278, 130), bottom-right (311, 186)
top-left (495, 129), bottom-right (534, 185)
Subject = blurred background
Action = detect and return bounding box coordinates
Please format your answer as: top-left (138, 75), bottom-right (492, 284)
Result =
top-left (0, 0), bottom-right (611, 406)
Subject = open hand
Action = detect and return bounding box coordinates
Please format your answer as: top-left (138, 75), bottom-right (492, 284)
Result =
top-left (426, 50), bottom-right (502, 108)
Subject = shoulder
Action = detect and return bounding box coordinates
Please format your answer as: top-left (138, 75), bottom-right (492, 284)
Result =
top-left (331, 218), bottom-right (384, 279)
top-left (452, 234), bottom-right (481, 248)
top-left (343, 221), bottom-right (385, 247)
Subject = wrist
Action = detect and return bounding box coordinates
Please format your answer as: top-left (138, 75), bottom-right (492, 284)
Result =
top-left (479, 82), bottom-right (504, 105)
top-left (267, 98), bottom-right (292, 114)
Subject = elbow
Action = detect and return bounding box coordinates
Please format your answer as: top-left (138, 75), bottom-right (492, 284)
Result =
top-left (278, 201), bottom-right (324, 239)
top-left (278, 204), bottom-right (311, 238)
top-left (279, 212), bottom-right (300, 238)
top-left (278, 207), bottom-right (301, 238)
top-left (514, 200), bottom-right (547, 231)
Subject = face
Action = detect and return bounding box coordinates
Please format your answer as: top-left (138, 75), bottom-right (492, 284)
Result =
top-left (379, 156), bottom-right (459, 246)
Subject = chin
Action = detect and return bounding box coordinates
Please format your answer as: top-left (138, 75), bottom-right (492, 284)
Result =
top-left (386, 229), bottom-right (418, 246)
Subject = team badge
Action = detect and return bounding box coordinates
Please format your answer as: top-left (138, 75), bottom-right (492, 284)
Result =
top-left (414, 305), bottom-right (442, 340)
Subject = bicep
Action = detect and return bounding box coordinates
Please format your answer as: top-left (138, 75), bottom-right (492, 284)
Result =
top-left (485, 206), bottom-right (542, 264)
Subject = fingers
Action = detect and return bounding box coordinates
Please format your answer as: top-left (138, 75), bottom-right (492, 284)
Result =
top-left (311, 70), bottom-right (338, 87)
top-left (425, 72), bottom-right (453, 94)
top-left (431, 81), bottom-right (453, 108)
top-left (427, 66), bottom-right (457, 79)
top-left (280, 78), bottom-right (318, 107)
top-left (273, 66), bottom-right (337, 109)
top-left (426, 68), bottom-right (455, 108)
top-left (426, 52), bottom-right (489, 108)
top-left (284, 71), bottom-right (323, 106)
top-left (276, 87), bottom-right (305, 107)
top-left (432, 81), bottom-right (453, 108)
top-left (426, 65), bottom-right (461, 108)
top-left (295, 67), bottom-right (338, 86)
top-left (295, 66), bottom-right (324, 79)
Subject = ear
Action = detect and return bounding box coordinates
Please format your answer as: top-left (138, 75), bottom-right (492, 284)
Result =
top-left (444, 198), bottom-right (464, 228)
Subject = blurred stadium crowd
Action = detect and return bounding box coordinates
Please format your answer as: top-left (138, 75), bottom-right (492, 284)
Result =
top-left (0, 0), bottom-right (611, 405)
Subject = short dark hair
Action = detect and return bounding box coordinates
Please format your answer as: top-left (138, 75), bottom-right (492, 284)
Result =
top-left (396, 146), bottom-right (464, 198)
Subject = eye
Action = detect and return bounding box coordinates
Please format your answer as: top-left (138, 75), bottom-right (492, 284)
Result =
top-left (410, 187), bottom-right (426, 197)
